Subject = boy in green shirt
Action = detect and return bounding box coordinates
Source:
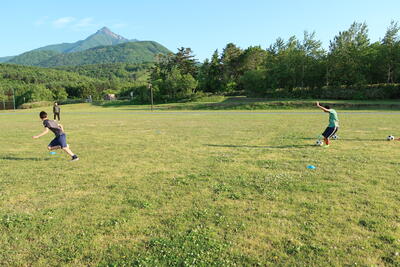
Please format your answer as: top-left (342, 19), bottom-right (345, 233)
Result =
top-left (316, 102), bottom-right (339, 147)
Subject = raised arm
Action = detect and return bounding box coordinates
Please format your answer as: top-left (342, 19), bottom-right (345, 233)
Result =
top-left (33, 128), bottom-right (49, 139)
top-left (316, 101), bottom-right (330, 112)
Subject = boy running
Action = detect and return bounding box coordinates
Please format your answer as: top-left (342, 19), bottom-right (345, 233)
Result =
top-left (33, 111), bottom-right (79, 161)
top-left (316, 102), bottom-right (339, 147)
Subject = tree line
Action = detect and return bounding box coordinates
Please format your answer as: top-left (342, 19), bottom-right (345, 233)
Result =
top-left (0, 64), bottom-right (138, 107)
top-left (151, 21), bottom-right (400, 101)
top-left (1, 21), bottom-right (400, 108)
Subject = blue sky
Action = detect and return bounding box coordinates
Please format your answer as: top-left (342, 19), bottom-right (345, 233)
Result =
top-left (1, 0), bottom-right (399, 60)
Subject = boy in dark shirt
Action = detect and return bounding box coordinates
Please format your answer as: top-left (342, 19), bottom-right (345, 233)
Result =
top-left (33, 111), bottom-right (79, 161)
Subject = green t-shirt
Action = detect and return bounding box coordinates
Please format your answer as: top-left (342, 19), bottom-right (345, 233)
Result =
top-left (328, 109), bottom-right (339, 127)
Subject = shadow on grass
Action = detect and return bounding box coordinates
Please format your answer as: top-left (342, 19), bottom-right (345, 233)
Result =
top-left (91, 100), bottom-right (134, 107)
top-left (90, 97), bottom-right (400, 111)
top-left (336, 138), bottom-right (386, 141)
top-left (158, 98), bottom-right (400, 111)
top-left (299, 137), bottom-right (385, 141)
top-left (92, 101), bottom-right (163, 110)
top-left (118, 108), bottom-right (163, 111)
top-left (205, 144), bottom-right (315, 149)
top-left (0, 156), bottom-right (50, 161)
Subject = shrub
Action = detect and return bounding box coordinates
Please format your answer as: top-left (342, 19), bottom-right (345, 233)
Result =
top-left (19, 101), bottom-right (53, 109)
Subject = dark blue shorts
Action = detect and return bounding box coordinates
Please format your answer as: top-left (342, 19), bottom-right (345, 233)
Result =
top-left (49, 134), bottom-right (67, 148)
top-left (322, 127), bottom-right (339, 139)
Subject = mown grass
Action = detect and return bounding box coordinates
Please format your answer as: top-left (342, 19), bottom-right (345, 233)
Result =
top-left (93, 96), bottom-right (400, 111)
top-left (0, 104), bottom-right (400, 266)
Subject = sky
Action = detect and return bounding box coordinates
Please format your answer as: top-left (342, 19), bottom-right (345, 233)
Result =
top-left (0, 0), bottom-right (399, 61)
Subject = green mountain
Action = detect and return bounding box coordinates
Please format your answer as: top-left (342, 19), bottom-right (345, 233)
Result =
top-left (8, 50), bottom-right (61, 65)
top-left (0, 56), bottom-right (14, 63)
top-left (34, 27), bottom-right (131, 53)
top-left (31, 41), bottom-right (169, 67)
top-left (5, 27), bottom-right (170, 67)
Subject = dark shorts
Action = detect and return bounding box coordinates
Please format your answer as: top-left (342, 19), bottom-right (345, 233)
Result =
top-left (322, 127), bottom-right (339, 139)
top-left (49, 134), bottom-right (67, 148)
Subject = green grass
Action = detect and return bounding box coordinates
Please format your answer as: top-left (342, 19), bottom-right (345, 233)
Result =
top-left (1, 104), bottom-right (400, 266)
top-left (95, 96), bottom-right (400, 111)
top-left (173, 97), bottom-right (400, 110)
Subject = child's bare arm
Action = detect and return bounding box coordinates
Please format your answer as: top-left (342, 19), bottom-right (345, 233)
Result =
top-left (316, 101), bottom-right (329, 112)
top-left (33, 128), bottom-right (49, 139)
top-left (58, 124), bottom-right (64, 132)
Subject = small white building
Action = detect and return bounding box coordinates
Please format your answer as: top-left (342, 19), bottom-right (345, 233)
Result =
top-left (104, 94), bottom-right (116, 101)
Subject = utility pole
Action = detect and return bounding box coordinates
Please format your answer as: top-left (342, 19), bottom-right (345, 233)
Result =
top-left (1, 89), bottom-right (5, 110)
top-left (12, 88), bottom-right (16, 110)
top-left (148, 83), bottom-right (153, 111)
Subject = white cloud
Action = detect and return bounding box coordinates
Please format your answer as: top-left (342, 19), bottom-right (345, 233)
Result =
top-left (73, 17), bottom-right (97, 29)
top-left (112, 23), bottom-right (127, 29)
top-left (34, 16), bottom-right (49, 26)
top-left (52, 17), bottom-right (76, 28)
top-left (39, 17), bottom-right (125, 32)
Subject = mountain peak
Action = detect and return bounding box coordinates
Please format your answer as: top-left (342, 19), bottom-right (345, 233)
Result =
top-left (98, 26), bottom-right (112, 34)
top-left (96, 27), bottom-right (128, 41)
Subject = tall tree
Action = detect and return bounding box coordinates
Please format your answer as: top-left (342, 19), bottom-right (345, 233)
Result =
top-left (150, 48), bottom-right (199, 101)
top-left (300, 31), bottom-right (326, 88)
top-left (265, 36), bottom-right (303, 89)
top-left (198, 50), bottom-right (224, 93)
top-left (238, 46), bottom-right (268, 73)
top-left (381, 21), bottom-right (400, 83)
top-left (221, 43), bottom-right (243, 90)
top-left (174, 47), bottom-right (198, 77)
top-left (327, 22), bottom-right (370, 85)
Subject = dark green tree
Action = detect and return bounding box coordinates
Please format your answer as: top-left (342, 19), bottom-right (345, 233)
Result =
top-left (173, 47), bottom-right (198, 77)
top-left (381, 21), bottom-right (400, 83)
top-left (198, 50), bottom-right (224, 93)
top-left (221, 43), bottom-right (243, 91)
top-left (327, 22), bottom-right (370, 85)
top-left (300, 31), bottom-right (326, 88)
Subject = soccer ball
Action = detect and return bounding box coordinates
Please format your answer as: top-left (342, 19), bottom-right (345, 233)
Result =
top-left (315, 140), bottom-right (323, 146)
top-left (387, 135), bottom-right (395, 141)
top-left (332, 134), bottom-right (339, 140)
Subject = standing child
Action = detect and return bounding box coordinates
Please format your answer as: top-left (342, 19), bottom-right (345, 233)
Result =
top-left (33, 111), bottom-right (79, 161)
top-left (316, 102), bottom-right (339, 147)
top-left (53, 102), bottom-right (61, 121)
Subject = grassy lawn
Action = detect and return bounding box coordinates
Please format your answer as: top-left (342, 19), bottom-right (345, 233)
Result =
top-left (1, 104), bottom-right (400, 266)
top-left (92, 96), bottom-right (400, 111)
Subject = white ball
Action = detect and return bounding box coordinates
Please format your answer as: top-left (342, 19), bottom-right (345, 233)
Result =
top-left (316, 140), bottom-right (323, 146)
top-left (332, 134), bottom-right (339, 140)
top-left (387, 135), bottom-right (395, 141)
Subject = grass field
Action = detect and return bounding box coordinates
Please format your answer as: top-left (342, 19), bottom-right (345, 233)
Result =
top-left (96, 97), bottom-right (400, 111)
top-left (1, 104), bottom-right (400, 266)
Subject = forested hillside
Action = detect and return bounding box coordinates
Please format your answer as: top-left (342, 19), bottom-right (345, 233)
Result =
top-left (0, 56), bottom-right (14, 63)
top-left (8, 50), bottom-right (61, 66)
top-left (0, 64), bottom-right (140, 106)
top-left (57, 63), bottom-right (151, 82)
top-left (7, 41), bottom-right (170, 67)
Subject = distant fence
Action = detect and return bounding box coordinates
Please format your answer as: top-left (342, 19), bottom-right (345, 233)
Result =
top-left (0, 101), bottom-right (14, 110)
top-left (0, 96), bottom-right (135, 110)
